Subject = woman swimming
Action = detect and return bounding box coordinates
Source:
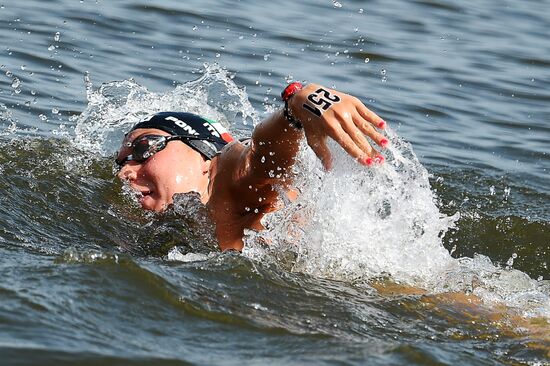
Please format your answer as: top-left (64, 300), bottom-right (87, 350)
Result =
top-left (116, 82), bottom-right (388, 251)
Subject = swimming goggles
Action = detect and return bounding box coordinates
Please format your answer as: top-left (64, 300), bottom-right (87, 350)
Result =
top-left (115, 134), bottom-right (219, 167)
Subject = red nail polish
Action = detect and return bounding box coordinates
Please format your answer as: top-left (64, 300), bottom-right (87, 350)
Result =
top-left (374, 155), bottom-right (385, 164)
top-left (378, 120), bottom-right (386, 129)
top-left (380, 138), bottom-right (389, 147)
top-left (365, 157), bottom-right (374, 166)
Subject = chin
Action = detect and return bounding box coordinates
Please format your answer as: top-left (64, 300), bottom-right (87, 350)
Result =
top-left (139, 195), bottom-right (167, 212)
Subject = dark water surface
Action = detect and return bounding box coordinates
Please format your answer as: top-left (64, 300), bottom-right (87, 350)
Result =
top-left (1, 0), bottom-right (549, 365)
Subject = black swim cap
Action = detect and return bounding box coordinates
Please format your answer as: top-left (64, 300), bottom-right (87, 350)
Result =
top-left (129, 112), bottom-right (234, 159)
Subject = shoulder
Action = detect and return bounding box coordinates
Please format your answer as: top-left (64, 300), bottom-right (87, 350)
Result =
top-left (211, 139), bottom-right (252, 188)
top-left (209, 138), bottom-right (274, 205)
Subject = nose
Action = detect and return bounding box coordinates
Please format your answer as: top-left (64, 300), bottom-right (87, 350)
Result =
top-left (117, 162), bottom-right (139, 181)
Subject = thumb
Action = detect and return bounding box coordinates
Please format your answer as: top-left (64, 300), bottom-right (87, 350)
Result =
top-left (306, 135), bottom-right (333, 171)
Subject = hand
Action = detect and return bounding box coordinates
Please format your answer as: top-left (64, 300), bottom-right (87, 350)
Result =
top-left (289, 84), bottom-right (388, 170)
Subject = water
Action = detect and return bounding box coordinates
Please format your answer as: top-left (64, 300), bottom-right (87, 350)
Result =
top-left (1, 0), bottom-right (549, 364)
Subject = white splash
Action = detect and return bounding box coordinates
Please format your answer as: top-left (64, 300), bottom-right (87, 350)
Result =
top-left (167, 246), bottom-right (210, 262)
top-left (243, 128), bottom-right (550, 318)
top-left (72, 63), bottom-right (258, 165)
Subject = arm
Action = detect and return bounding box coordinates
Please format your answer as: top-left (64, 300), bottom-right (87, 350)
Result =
top-left (214, 83), bottom-right (388, 251)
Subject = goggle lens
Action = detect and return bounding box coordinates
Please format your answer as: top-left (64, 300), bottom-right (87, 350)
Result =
top-left (116, 135), bottom-right (170, 166)
top-left (133, 135), bottom-right (167, 161)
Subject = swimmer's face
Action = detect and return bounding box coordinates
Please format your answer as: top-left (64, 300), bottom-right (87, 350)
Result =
top-left (116, 128), bottom-right (211, 211)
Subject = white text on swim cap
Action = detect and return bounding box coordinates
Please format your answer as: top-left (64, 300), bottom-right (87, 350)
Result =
top-left (165, 116), bottom-right (199, 135)
top-left (202, 122), bottom-right (221, 138)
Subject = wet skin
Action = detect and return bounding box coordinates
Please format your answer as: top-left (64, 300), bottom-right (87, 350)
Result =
top-left (117, 83), bottom-right (388, 250)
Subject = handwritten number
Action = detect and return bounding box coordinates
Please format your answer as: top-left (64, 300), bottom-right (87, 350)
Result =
top-left (302, 103), bottom-right (322, 117)
top-left (317, 88), bottom-right (341, 102)
top-left (307, 94), bottom-right (331, 110)
top-left (302, 88), bottom-right (341, 117)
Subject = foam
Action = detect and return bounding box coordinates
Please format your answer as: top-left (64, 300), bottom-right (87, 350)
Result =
top-left (243, 130), bottom-right (550, 318)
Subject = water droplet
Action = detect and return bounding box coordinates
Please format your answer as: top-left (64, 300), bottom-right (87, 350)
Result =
top-left (11, 77), bottom-right (20, 89)
top-left (215, 53), bottom-right (221, 58)
top-left (263, 54), bottom-right (269, 61)
top-left (30, 90), bottom-right (36, 95)
top-left (364, 57), bottom-right (370, 63)
top-left (450, 245), bottom-right (457, 255)
top-left (333, 1), bottom-right (342, 8)
top-left (52, 108), bottom-right (59, 114)
top-left (48, 45), bottom-right (55, 51)
top-left (38, 114), bottom-right (48, 121)
top-left (261, 156), bottom-right (266, 163)
top-left (380, 69), bottom-right (387, 75)
top-left (358, 8), bottom-right (364, 13)
top-left (5, 70), bottom-right (13, 77)
top-left (54, 31), bottom-right (60, 42)
top-left (83, 71), bottom-right (95, 95)
top-left (192, 26), bottom-right (197, 31)
top-left (506, 253), bottom-right (517, 267)
top-left (20, 65), bottom-right (26, 70)
top-left (489, 186), bottom-right (495, 196)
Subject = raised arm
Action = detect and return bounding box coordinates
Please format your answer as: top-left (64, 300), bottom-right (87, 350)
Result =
top-left (212, 83), bottom-right (388, 251)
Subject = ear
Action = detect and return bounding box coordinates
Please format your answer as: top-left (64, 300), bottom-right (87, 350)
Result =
top-left (201, 158), bottom-right (211, 175)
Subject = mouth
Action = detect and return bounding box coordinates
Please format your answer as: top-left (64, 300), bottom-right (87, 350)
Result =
top-left (137, 188), bottom-right (153, 203)
top-left (121, 182), bottom-right (154, 205)
top-left (139, 188), bottom-right (152, 197)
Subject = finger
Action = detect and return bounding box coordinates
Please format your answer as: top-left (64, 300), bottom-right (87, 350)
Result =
top-left (338, 114), bottom-right (375, 156)
top-left (353, 111), bottom-right (390, 149)
top-left (305, 135), bottom-right (333, 170)
top-left (354, 100), bottom-right (386, 129)
top-left (323, 122), bottom-right (371, 165)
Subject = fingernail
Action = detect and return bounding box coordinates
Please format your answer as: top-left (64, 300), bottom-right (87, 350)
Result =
top-left (378, 120), bottom-right (386, 129)
top-left (380, 138), bottom-right (389, 148)
top-left (374, 155), bottom-right (385, 164)
top-left (364, 157), bottom-right (374, 166)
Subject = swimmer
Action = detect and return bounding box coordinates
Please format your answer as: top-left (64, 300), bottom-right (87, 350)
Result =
top-left (116, 82), bottom-right (388, 251)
